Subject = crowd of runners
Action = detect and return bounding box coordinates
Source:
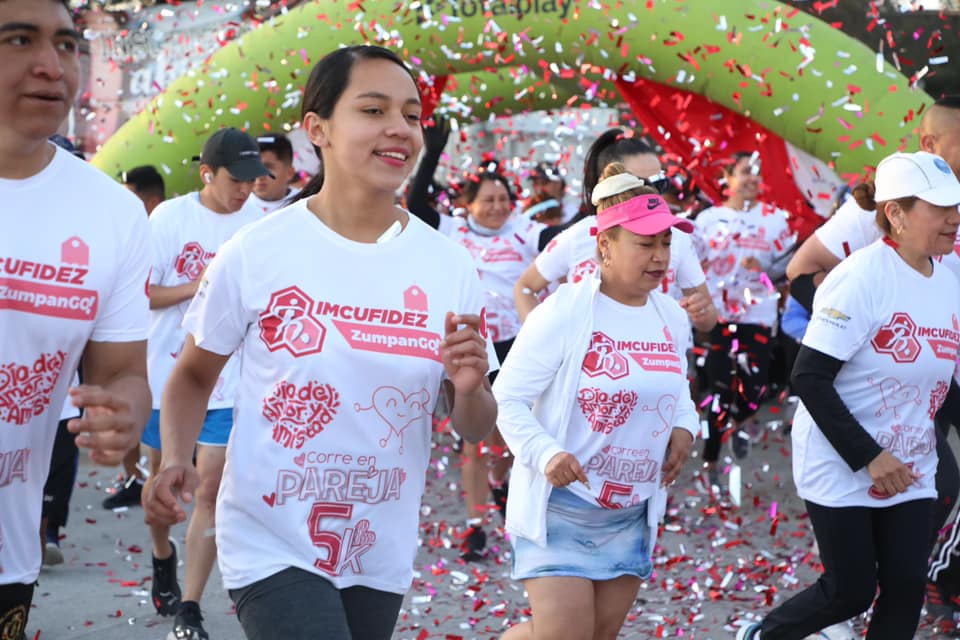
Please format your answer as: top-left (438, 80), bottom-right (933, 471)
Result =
top-left (4, 2), bottom-right (960, 640)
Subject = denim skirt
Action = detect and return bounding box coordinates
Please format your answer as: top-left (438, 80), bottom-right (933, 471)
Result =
top-left (511, 487), bottom-right (652, 581)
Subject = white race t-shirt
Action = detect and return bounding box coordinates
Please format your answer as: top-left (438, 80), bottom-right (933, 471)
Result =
top-left (695, 203), bottom-right (795, 326)
top-left (565, 293), bottom-right (695, 508)
top-left (59, 372), bottom-right (81, 421)
top-left (438, 215), bottom-right (543, 343)
top-left (0, 147), bottom-right (150, 585)
top-left (248, 187), bottom-right (301, 215)
top-left (183, 202), bottom-right (495, 594)
top-left (815, 198), bottom-right (883, 261)
top-left (148, 193), bottom-right (263, 410)
top-left (792, 239), bottom-right (960, 507)
top-left (535, 217), bottom-right (705, 300)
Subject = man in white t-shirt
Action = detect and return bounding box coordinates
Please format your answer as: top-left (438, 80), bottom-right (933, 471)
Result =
top-left (248, 133), bottom-right (300, 214)
top-left (142, 127), bottom-right (270, 640)
top-left (0, 2), bottom-right (151, 637)
top-left (121, 165), bottom-right (166, 215)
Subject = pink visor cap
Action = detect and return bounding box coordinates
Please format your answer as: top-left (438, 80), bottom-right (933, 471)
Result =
top-left (596, 194), bottom-right (695, 236)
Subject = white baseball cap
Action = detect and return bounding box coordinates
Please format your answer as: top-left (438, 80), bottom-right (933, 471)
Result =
top-left (874, 151), bottom-right (960, 207)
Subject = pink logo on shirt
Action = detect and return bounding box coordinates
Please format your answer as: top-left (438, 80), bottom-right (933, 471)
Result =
top-left (0, 351), bottom-right (67, 426)
top-left (0, 447), bottom-right (30, 489)
top-left (929, 380), bottom-right (949, 420)
top-left (403, 285), bottom-right (428, 312)
top-left (570, 259), bottom-right (597, 284)
top-left (577, 387), bottom-right (638, 434)
top-left (61, 236), bottom-right (89, 266)
top-left (733, 227), bottom-right (772, 251)
top-left (259, 286), bottom-right (327, 357)
top-left (261, 379), bottom-right (341, 449)
top-left (174, 241), bottom-right (216, 281)
top-left (582, 332), bottom-right (630, 380)
top-left (461, 237), bottom-right (523, 263)
top-left (871, 312), bottom-right (921, 364)
top-left (354, 386), bottom-right (431, 454)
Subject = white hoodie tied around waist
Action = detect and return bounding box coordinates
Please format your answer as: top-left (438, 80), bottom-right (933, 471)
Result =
top-left (492, 275), bottom-right (700, 548)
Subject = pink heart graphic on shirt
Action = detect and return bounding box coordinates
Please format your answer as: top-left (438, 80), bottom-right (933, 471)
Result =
top-left (354, 387), bottom-right (431, 454)
top-left (652, 394), bottom-right (677, 437)
top-left (293, 453), bottom-right (306, 468)
top-left (262, 493), bottom-right (276, 508)
top-left (871, 377), bottom-right (921, 420)
top-left (602, 445), bottom-right (612, 454)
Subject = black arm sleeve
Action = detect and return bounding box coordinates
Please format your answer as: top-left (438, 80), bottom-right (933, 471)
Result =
top-left (936, 380), bottom-right (960, 431)
top-left (790, 272), bottom-right (818, 313)
top-left (405, 125), bottom-right (446, 230)
top-left (790, 345), bottom-right (883, 472)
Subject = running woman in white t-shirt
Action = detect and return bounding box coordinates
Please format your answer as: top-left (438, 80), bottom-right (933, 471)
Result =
top-left (495, 163), bottom-right (698, 640)
top-left (143, 46), bottom-right (497, 640)
top-left (784, 97), bottom-right (960, 629)
top-left (694, 152), bottom-right (796, 472)
top-left (0, 2), bottom-right (151, 637)
top-left (143, 127), bottom-right (271, 640)
top-left (248, 133), bottom-right (301, 214)
top-left (737, 151), bottom-right (960, 640)
top-left (513, 128), bottom-right (717, 332)
top-left (409, 167), bottom-right (552, 560)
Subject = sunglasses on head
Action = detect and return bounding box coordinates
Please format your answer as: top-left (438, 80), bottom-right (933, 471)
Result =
top-left (644, 171), bottom-right (670, 195)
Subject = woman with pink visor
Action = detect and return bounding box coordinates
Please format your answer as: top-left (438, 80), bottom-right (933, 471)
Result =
top-left (494, 163), bottom-right (699, 640)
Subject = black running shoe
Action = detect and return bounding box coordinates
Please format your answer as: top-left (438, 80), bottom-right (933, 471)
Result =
top-left (731, 429), bottom-right (751, 460)
top-left (927, 581), bottom-right (960, 635)
top-left (102, 475), bottom-right (143, 510)
top-left (490, 480), bottom-right (509, 519)
top-left (167, 601), bottom-right (209, 640)
top-left (152, 540), bottom-right (182, 616)
top-left (459, 526), bottom-right (487, 562)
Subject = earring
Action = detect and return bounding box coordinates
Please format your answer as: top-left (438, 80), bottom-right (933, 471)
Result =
top-left (895, 223), bottom-right (904, 235)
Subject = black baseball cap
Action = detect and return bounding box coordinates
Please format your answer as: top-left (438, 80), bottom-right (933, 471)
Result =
top-left (530, 161), bottom-right (564, 183)
top-left (200, 128), bottom-right (273, 181)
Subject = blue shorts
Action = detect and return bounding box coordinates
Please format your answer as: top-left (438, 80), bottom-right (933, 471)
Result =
top-left (141, 408), bottom-right (234, 449)
top-left (512, 487), bottom-right (652, 582)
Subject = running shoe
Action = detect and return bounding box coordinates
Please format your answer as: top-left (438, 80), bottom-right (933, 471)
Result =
top-left (42, 527), bottom-right (63, 567)
top-left (152, 539), bottom-right (182, 616)
top-left (806, 622), bottom-right (858, 639)
top-left (43, 541), bottom-right (64, 567)
top-left (926, 581), bottom-right (960, 635)
top-left (490, 479), bottom-right (509, 519)
top-left (102, 475), bottom-right (143, 510)
top-left (731, 429), bottom-right (751, 460)
top-left (743, 418), bottom-right (764, 444)
top-left (168, 601), bottom-right (209, 640)
top-left (735, 622), bottom-right (761, 640)
top-left (459, 525), bottom-right (487, 562)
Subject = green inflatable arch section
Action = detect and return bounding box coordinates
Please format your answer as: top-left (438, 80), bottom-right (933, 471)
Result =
top-left (93, 0), bottom-right (932, 195)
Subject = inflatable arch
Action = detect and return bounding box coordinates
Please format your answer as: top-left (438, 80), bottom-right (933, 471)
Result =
top-left (93, 0), bottom-right (933, 201)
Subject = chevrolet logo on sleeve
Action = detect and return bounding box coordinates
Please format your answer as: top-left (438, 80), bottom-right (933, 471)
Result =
top-left (819, 308), bottom-right (850, 322)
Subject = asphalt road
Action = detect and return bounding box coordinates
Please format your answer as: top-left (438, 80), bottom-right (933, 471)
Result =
top-left (24, 399), bottom-right (951, 639)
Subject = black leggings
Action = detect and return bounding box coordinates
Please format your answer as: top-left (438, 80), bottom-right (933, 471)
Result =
top-left (759, 499), bottom-right (934, 640)
top-left (42, 417), bottom-right (79, 529)
top-left (702, 323), bottom-right (772, 462)
top-left (229, 567), bottom-right (403, 640)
